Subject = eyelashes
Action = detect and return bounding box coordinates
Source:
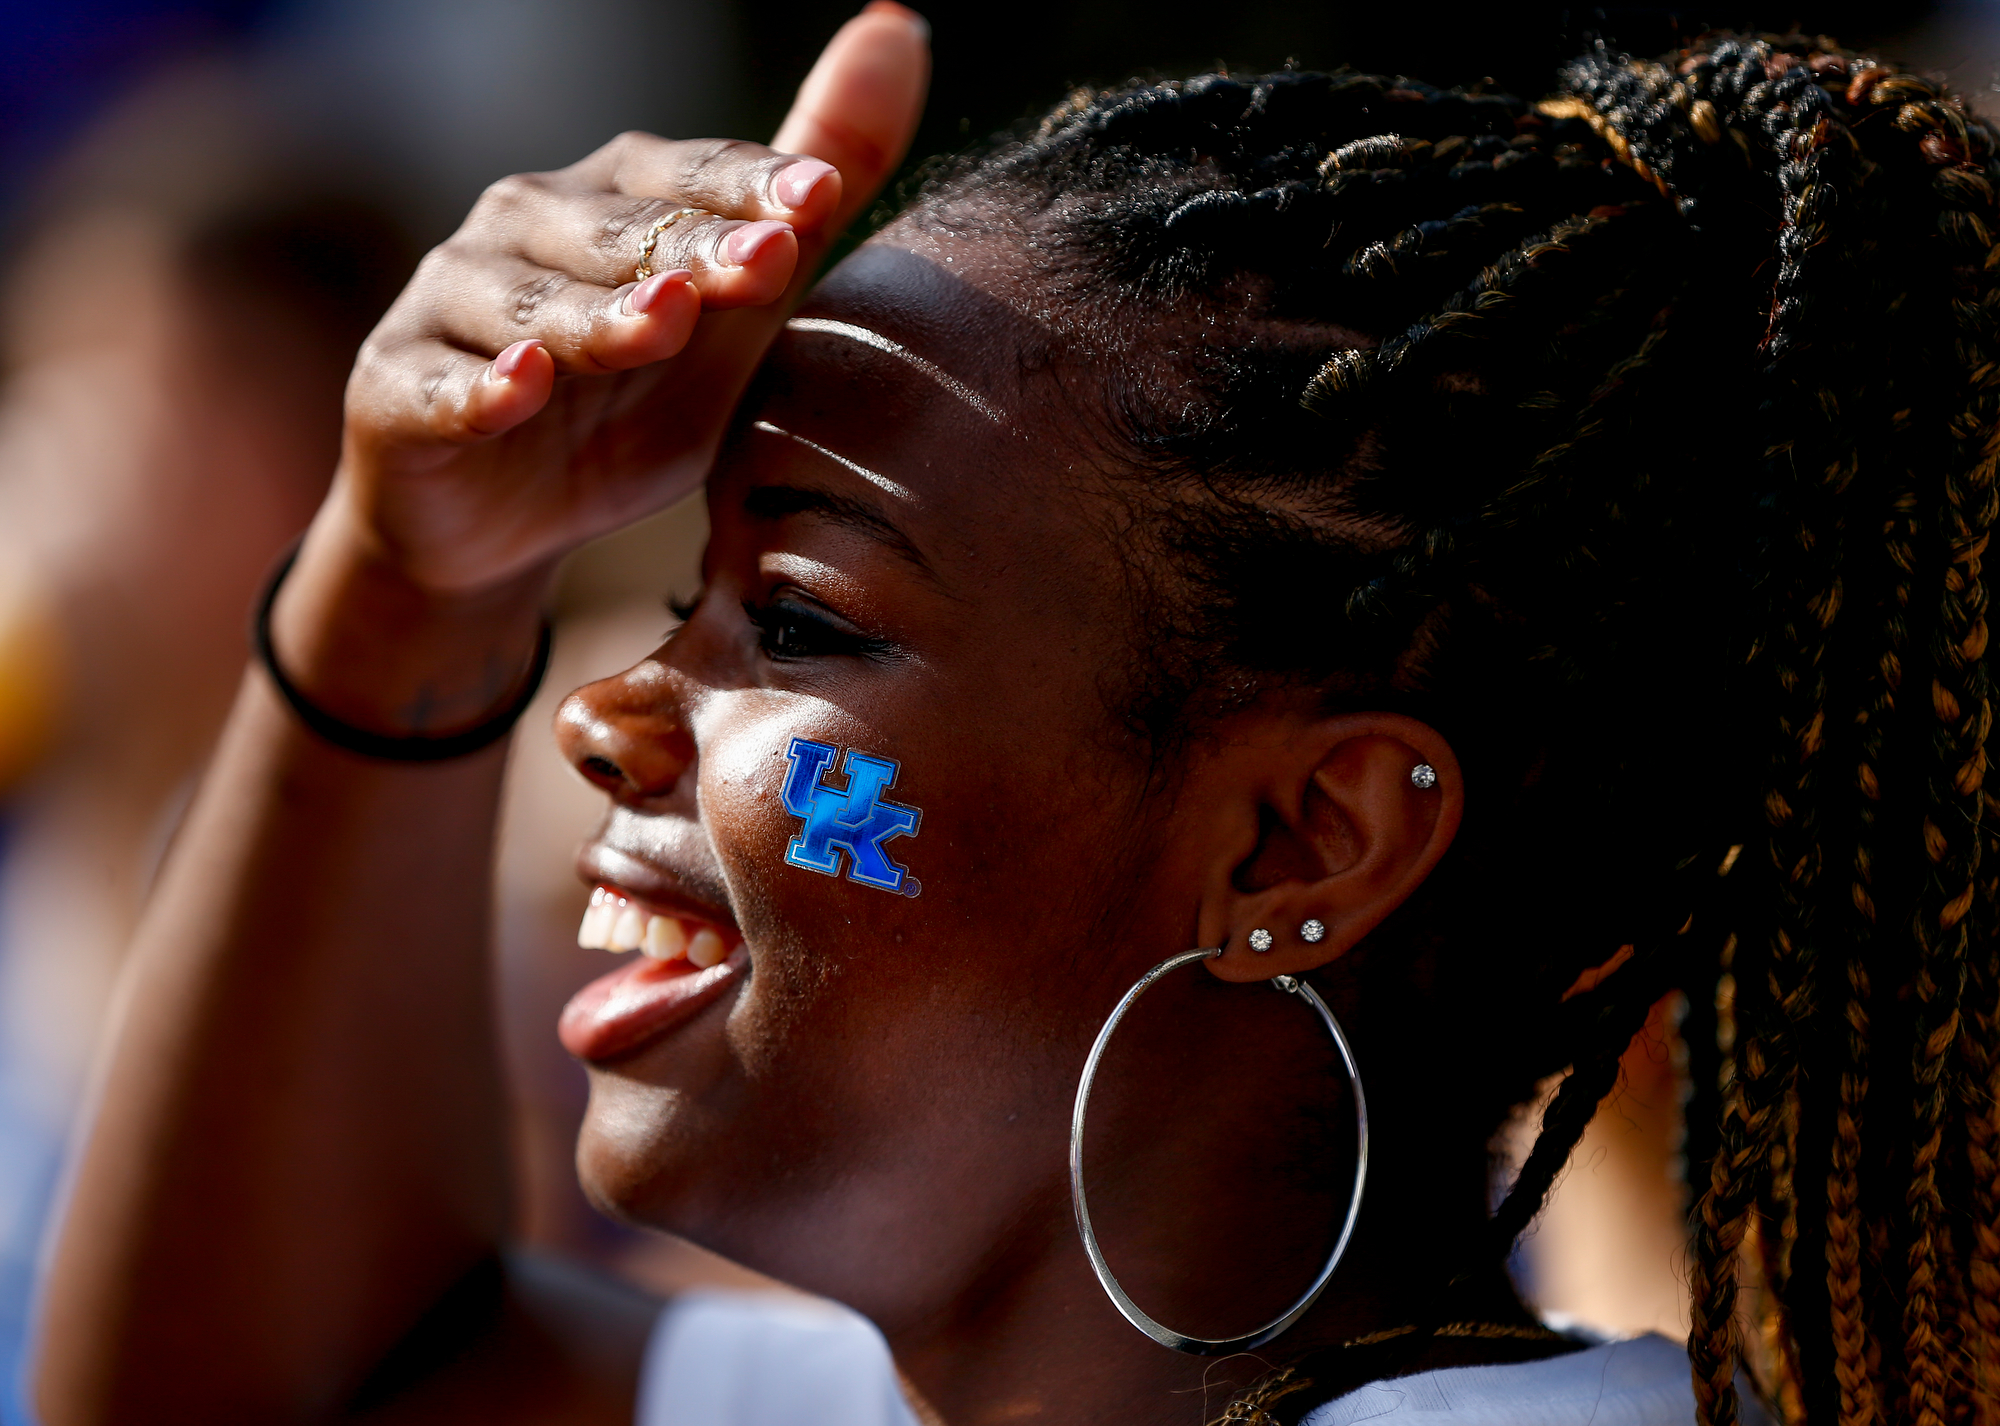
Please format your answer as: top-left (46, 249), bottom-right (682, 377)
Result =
top-left (668, 586), bottom-right (891, 662)
top-left (742, 596), bottom-right (892, 662)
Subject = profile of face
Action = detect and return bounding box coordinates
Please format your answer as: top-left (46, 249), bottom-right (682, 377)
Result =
top-left (553, 218), bottom-right (1460, 1339)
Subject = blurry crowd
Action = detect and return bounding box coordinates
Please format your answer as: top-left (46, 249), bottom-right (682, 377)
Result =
top-left (0, 5), bottom-right (754, 1420)
top-left (0, 0), bottom-right (1988, 1422)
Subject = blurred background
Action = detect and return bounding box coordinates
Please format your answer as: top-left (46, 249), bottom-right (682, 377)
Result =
top-left (0, 0), bottom-right (1988, 1420)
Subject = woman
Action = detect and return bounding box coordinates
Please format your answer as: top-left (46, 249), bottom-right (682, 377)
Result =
top-left (32, 9), bottom-right (1997, 1424)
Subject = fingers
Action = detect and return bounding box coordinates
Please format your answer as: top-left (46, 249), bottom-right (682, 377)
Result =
top-left (349, 2), bottom-right (930, 465)
top-left (396, 220), bottom-right (803, 378)
top-left (773, 2), bottom-right (930, 233)
top-left (467, 339), bottom-right (555, 436)
top-left (453, 257), bottom-right (699, 372)
top-left (410, 3), bottom-right (926, 338)
top-left (535, 134), bottom-right (841, 244)
top-left (350, 338), bottom-right (556, 451)
top-left (601, 137), bottom-right (842, 230)
top-left (481, 181), bottom-right (810, 293)
top-left (354, 252), bottom-right (705, 448)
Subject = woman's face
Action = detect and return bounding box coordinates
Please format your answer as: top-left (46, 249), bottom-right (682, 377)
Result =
top-left (555, 230), bottom-right (1228, 1323)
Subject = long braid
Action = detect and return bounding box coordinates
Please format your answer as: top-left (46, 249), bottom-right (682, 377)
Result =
top-left (1481, 913), bottom-right (1703, 1263)
top-left (1569, 45), bottom-right (1863, 1421)
top-left (1955, 141), bottom-right (2000, 1412)
top-left (1876, 74), bottom-right (2000, 1424)
top-left (1745, 70), bottom-right (1859, 1418)
top-left (1828, 940), bottom-right (1879, 1426)
top-left (1965, 880), bottom-right (2000, 1424)
top-left (1738, 54), bottom-right (1856, 1423)
top-left (1560, 40), bottom-right (2000, 1423)
top-left (1825, 321), bottom-right (1920, 1426)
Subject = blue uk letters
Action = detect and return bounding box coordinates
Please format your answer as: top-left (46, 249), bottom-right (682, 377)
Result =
top-left (780, 738), bottom-right (922, 894)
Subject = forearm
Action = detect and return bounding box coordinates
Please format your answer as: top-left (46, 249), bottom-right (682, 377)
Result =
top-left (37, 515), bottom-right (548, 1425)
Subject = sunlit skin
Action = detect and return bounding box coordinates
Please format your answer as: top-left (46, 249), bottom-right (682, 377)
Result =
top-left (33, 12), bottom-right (1567, 1426)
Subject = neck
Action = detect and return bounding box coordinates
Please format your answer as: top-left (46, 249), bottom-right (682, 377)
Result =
top-left (886, 1232), bottom-right (1538, 1426)
top-left (882, 1057), bottom-right (1527, 1425)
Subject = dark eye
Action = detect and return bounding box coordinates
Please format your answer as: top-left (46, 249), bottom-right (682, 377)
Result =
top-left (742, 597), bottom-right (888, 661)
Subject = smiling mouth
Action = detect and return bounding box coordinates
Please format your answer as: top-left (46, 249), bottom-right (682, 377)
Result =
top-left (558, 885), bottom-right (747, 1062)
top-left (577, 885), bottom-right (734, 967)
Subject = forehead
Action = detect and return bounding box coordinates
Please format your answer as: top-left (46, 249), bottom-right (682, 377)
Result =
top-left (796, 234), bottom-right (1047, 390)
top-left (754, 238), bottom-right (1046, 436)
top-left (720, 241), bottom-right (1105, 576)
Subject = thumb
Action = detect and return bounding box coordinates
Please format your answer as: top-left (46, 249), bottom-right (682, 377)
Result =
top-left (773, 2), bottom-right (931, 233)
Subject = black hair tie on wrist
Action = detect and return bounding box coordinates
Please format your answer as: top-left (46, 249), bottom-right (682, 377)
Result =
top-left (252, 544), bottom-right (553, 762)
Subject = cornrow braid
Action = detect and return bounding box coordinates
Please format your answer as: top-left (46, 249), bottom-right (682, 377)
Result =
top-left (907, 31), bottom-right (2000, 1425)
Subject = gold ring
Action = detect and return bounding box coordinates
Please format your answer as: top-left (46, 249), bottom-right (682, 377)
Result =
top-left (634, 208), bottom-right (707, 282)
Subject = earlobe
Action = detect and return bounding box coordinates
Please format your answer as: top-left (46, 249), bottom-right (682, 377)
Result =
top-left (1204, 716), bottom-right (1461, 984)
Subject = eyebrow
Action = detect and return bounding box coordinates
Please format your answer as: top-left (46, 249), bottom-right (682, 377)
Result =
top-left (742, 483), bottom-right (935, 580)
top-left (784, 317), bottom-right (1007, 426)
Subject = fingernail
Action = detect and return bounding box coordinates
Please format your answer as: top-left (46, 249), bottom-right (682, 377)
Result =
top-left (623, 269), bottom-right (692, 317)
top-left (723, 220), bottom-right (790, 267)
top-left (492, 339), bottom-right (542, 380)
top-left (772, 158), bottom-right (835, 210)
top-left (863, 0), bottom-right (928, 40)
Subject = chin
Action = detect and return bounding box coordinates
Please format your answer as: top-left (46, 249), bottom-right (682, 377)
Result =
top-left (571, 1069), bottom-right (713, 1230)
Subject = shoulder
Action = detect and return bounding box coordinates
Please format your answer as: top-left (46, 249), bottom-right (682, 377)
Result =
top-left (636, 1290), bottom-right (916, 1426)
top-left (1298, 1334), bottom-right (1778, 1426)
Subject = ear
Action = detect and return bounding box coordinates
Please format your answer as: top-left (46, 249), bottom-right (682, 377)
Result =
top-left (1199, 713), bottom-right (1462, 983)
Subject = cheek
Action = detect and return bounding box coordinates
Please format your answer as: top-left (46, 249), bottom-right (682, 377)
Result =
top-left (698, 697), bottom-right (936, 1009)
top-left (697, 691), bottom-right (1157, 1040)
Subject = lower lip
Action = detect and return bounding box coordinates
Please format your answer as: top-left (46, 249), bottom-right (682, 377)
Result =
top-left (558, 947), bottom-right (747, 1062)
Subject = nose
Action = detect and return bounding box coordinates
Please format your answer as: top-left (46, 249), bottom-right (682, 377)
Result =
top-left (554, 661), bottom-right (696, 802)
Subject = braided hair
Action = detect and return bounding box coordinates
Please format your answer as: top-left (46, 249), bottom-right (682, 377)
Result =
top-left (904, 32), bottom-right (2000, 1426)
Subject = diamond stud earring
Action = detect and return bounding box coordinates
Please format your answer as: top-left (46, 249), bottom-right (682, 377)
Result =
top-left (1247, 928), bottom-right (1275, 953)
top-left (1299, 919), bottom-right (1326, 944)
top-left (1409, 763), bottom-right (1437, 790)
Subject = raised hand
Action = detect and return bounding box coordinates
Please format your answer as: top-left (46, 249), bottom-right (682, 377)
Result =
top-left (318, 2), bottom-right (929, 595)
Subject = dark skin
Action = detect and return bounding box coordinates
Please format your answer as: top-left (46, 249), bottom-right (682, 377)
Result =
top-left (36, 12), bottom-right (1559, 1425)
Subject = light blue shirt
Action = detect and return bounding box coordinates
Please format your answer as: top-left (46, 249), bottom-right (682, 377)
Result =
top-left (1301, 1333), bottom-right (1777, 1426)
top-left (638, 1292), bottom-right (918, 1426)
top-left (638, 1295), bottom-right (1774, 1426)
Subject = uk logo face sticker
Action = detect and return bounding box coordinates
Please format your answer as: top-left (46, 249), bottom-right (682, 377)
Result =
top-left (780, 738), bottom-right (922, 895)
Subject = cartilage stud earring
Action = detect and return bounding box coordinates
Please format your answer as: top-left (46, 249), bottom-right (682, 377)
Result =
top-left (1299, 919), bottom-right (1326, 944)
top-left (1409, 763), bottom-right (1437, 790)
top-left (1247, 928), bottom-right (1274, 953)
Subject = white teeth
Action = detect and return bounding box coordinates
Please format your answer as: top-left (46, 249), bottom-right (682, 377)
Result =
top-left (581, 890), bottom-right (733, 965)
top-left (642, 915), bottom-right (688, 961)
top-left (687, 926), bottom-right (726, 969)
top-left (577, 900), bottom-right (617, 949)
top-left (609, 905), bottom-right (646, 952)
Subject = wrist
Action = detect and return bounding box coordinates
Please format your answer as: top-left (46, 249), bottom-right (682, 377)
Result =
top-left (269, 494), bottom-right (555, 742)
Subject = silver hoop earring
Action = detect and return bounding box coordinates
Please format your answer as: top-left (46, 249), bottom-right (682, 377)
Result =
top-left (1069, 948), bottom-right (1369, 1355)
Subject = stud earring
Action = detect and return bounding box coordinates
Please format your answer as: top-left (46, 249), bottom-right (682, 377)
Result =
top-left (1247, 928), bottom-right (1274, 953)
top-left (1409, 763), bottom-right (1437, 790)
top-left (1299, 918), bottom-right (1326, 944)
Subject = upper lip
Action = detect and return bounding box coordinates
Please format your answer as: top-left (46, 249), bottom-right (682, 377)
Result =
top-left (576, 841), bottom-right (739, 933)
